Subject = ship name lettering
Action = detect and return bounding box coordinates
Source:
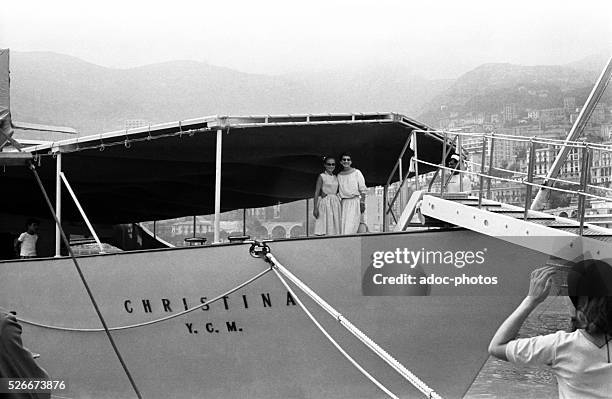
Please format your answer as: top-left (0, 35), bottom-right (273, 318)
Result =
top-left (122, 292), bottom-right (297, 314)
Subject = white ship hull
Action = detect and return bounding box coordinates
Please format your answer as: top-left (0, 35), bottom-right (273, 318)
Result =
top-left (0, 230), bottom-right (551, 398)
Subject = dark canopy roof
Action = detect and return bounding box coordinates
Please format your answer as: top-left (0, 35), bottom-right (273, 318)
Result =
top-left (3, 113), bottom-right (452, 224)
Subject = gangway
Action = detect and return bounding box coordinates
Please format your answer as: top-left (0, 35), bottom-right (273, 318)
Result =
top-left (396, 191), bottom-right (612, 262)
top-left (384, 120), bottom-right (612, 263)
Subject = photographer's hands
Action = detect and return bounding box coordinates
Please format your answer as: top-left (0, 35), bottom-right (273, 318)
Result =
top-left (488, 266), bottom-right (556, 361)
top-left (526, 266), bottom-right (555, 307)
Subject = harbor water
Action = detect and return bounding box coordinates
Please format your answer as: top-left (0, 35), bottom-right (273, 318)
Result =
top-left (465, 296), bottom-right (571, 398)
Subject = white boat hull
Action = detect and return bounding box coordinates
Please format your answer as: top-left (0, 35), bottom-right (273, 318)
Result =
top-left (0, 230), bottom-right (551, 398)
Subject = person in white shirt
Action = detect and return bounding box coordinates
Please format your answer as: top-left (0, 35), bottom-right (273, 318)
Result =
top-left (488, 260), bottom-right (612, 399)
top-left (337, 153), bottom-right (368, 234)
top-left (444, 154), bottom-right (472, 194)
top-left (14, 218), bottom-right (39, 259)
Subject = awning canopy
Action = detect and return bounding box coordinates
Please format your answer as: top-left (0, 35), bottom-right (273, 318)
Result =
top-left (2, 113), bottom-right (451, 224)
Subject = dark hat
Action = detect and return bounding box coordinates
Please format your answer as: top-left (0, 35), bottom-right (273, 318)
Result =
top-left (567, 259), bottom-right (612, 308)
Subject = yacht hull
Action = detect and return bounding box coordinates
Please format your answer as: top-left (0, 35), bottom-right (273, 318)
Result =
top-left (0, 230), bottom-right (551, 398)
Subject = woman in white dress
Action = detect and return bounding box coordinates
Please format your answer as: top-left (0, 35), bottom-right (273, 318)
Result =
top-left (337, 153), bottom-right (367, 234)
top-left (313, 157), bottom-right (342, 235)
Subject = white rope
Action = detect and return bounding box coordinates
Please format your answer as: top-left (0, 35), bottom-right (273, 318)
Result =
top-left (267, 253), bottom-right (443, 399)
top-left (271, 267), bottom-right (400, 399)
top-left (18, 268), bottom-right (271, 332)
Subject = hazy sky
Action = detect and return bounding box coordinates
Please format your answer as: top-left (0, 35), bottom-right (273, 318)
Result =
top-left (1, 0), bottom-right (610, 78)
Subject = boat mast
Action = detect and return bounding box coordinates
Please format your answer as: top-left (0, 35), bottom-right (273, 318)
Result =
top-left (531, 56), bottom-right (612, 210)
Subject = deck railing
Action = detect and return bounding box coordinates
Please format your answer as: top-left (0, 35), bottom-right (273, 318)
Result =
top-left (382, 129), bottom-right (612, 235)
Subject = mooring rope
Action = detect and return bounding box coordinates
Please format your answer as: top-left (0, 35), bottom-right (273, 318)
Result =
top-left (259, 249), bottom-right (443, 399)
top-left (18, 268), bottom-right (271, 332)
top-left (271, 267), bottom-right (400, 399)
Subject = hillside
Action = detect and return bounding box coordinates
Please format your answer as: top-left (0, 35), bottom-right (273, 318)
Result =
top-left (8, 51), bottom-right (609, 134)
top-left (10, 52), bottom-right (316, 133)
top-left (565, 51), bottom-right (610, 72)
top-left (8, 52), bottom-right (449, 134)
top-left (418, 58), bottom-right (610, 125)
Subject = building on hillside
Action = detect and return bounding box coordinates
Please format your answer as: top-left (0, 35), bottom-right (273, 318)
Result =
top-left (527, 110), bottom-right (540, 120)
top-left (488, 180), bottom-right (527, 207)
top-left (462, 132), bottom-right (525, 168)
top-left (502, 104), bottom-right (518, 123)
top-left (539, 108), bottom-right (566, 124)
top-left (592, 104), bottom-right (607, 124)
top-left (533, 146), bottom-right (582, 181)
top-left (602, 124), bottom-right (612, 140)
top-left (591, 145), bottom-right (612, 185)
top-left (563, 97), bottom-right (576, 111)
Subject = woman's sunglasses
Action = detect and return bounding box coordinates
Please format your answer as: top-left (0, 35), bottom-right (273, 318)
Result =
top-left (325, 163), bottom-right (335, 166)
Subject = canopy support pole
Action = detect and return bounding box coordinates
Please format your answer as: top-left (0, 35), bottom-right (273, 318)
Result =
top-left (55, 151), bottom-right (62, 257)
top-left (214, 129), bottom-right (222, 243)
top-left (305, 199), bottom-right (310, 237)
top-left (242, 209), bottom-right (246, 236)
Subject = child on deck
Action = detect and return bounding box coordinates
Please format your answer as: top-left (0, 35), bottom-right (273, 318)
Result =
top-left (14, 218), bottom-right (39, 259)
top-left (488, 261), bottom-right (612, 398)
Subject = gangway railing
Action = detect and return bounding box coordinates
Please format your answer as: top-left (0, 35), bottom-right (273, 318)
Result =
top-left (382, 129), bottom-right (612, 236)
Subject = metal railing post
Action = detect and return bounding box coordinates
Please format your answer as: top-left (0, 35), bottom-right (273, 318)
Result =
top-left (478, 136), bottom-right (487, 208)
top-left (578, 145), bottom-right (592, 235)
top-left (383, 185), bottom-right (388, 232)
top-left (524, 139), bottom-right (536, 221)
top-left (387, 158), bottom-right (420, 224)
top-left (398, 158), bottom-right (404, 210)
top-left (427, 135), bottom-right (457, 192)
top-left (458, 134), bottom-right (464, 193)
top-left (382, 131), bottom-right (414, 231)
top-left (413, 130), bottom-right (420, 191)
top-left (487, 133), bottom-right (495, 199)
top-left (441, 132), bottom-right (447, 196)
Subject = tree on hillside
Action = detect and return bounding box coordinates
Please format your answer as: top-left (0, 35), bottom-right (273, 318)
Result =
top-left (547, 184), bottom-right (572, 209)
